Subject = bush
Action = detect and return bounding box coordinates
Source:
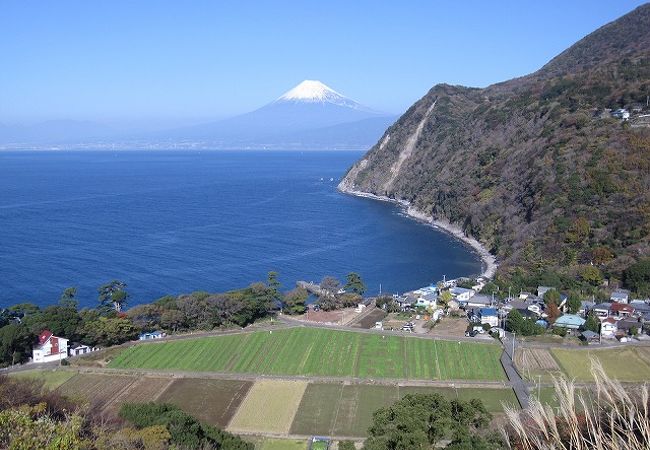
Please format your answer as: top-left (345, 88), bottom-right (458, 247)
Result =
top-left (339, 440), bottom-right (356, 450)
top-left (552, 327), bottom-right (567, 337)
top-left (119, 402), bottom-right (252, 450)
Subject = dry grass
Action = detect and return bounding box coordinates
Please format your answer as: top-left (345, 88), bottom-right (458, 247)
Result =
top-left (504, 359), bottom-right (650, 449)
top-left (228, 380), bottom-right (307, 434)
top-left (515, 348), bottom-right (562, 381)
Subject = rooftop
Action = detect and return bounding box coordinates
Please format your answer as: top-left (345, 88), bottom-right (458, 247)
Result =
top-left (555, 314), bottom-right (586, 328)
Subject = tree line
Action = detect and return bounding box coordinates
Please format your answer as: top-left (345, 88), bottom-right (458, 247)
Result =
top-left (0, 271), bottom-right (368, 367)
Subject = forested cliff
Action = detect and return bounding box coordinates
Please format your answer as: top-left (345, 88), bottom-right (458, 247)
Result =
top-left (340, 4), bottom-right (650, 287)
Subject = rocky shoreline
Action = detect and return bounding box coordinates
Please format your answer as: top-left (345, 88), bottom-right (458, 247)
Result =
top-left (337, 183), bottom-right (497, 280)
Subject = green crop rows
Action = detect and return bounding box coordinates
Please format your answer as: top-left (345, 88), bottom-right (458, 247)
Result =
top-left (109, 327), bottom-right (505, 381)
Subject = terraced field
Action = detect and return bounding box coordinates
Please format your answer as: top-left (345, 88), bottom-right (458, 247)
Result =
top-left (48, 371), bottom-right (516, 438)
top-left (552, 347), bottom-right (650, 382)
top-left (290, 383), bottom-right (516, 437)
top-left (228, 380), bottom-right (308, 434)
top-left (10, 369), bottom-right (76, 390)
top-left (102, 377), bottom-right (173, 417)
top-left (109, 327), bottom-right (505, 381)
top-left (158, 378), bottom-right (252, 427)
top-left (56, 374), bottom-right (137, 409)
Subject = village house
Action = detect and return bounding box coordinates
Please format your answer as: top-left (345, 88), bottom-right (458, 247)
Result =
top-left (611, 108), bottom-right (630, 120)
top-left (601, 318), bottom-right (618, 338)
top-left (554, 314), bottom-right (586, 332)
top-left (138, 330), bottom-right (166, 340)
top-left (616, 318), bottom-right (642, 336)
top-left (450, 287), bottom-right (475, 302)
top-left (415, 292), bottom-right (438, 308)
top-left (32, 330), bottom-right (68, 363)
top-left (68, 343), bottom-right (97, 357)
top-left (610, 290), bottom-right (630, 304)
top-left (592, 303), bottom-right (611, 318)
top-left (578, 300), bottom-right (596, 317)
top-left (479, 308), bottom-right (499, 328)
top-left (460, 293), bottom-right (491, 309)
top-left (537, 286), bottom-right (555, 298)
top-left (581, 330), bottom-right (600, 344)
top-left (610, 302), bottom-right (635, 319)
top-left (630, 300), bottom-right (650, 321)
top-left (503, 299), bottom-right (542, 317)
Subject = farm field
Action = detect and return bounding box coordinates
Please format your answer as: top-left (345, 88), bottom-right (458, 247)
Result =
top-left (56, 374), bottom-right (136, 409)
top-left (552, 347), bottom-right (650, 382)
top-left (109, 327), bottom-right (505, 381)
top-left (398, 386), bottom-right (518, 411)
top-left (289, 383), bottom-right (518, 437)
top-left (228, 380), bottom-right (307, 434)
top-left (158, 378), bottom-right (252, 428)
top-left (10, 369), bottom-right (76, 390)
top-left (290, 383), bottom-right (343, 436)
top-left (256, 438), bottom-right (307, 450)
top-left (102, 377), bottom-right (173, 417)
top-left (331, 385), bottom-right (400, 437)
top-left (515, 348), bottom-right (563, 381)
top-left (19, 369), bottom-right (517, 438)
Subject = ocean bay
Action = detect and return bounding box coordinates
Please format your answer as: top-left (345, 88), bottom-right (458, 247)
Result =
top-left (0, 150), bottom-right (481, 308)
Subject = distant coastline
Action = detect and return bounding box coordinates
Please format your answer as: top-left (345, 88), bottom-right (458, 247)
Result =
top-left (337, 182), bottom-right (497, 280)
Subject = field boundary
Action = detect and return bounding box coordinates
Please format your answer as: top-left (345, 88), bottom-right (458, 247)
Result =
top-left (74, 366), bottom-right (512, 388)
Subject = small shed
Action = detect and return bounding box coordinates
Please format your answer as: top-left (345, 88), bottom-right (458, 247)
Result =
top-left (139, 330), bottom-right (166, 341)
top-left (581, 330), bottom-right (600, 343)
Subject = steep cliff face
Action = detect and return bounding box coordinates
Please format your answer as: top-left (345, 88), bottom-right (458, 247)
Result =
top-left (341, 4), bottom-right (650, 278)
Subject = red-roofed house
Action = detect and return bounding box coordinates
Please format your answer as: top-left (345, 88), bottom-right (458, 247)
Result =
top-left (32, 330), bottom-right (69, 363)
top-left (610, 303), bottom-right (635, 319)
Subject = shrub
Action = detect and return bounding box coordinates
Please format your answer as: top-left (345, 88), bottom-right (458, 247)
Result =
top-left (552, 327), bottom-right (567, 337)
top-left (119, 402), bottom-right (252, 450)
top-left (504, 360), bottom-right (650, 449)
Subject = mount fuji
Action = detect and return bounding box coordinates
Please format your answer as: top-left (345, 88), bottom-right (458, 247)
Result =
top-left (0, 81), bottom-right (396, 150)
top-left (160, 80), bottom-right (397, 149)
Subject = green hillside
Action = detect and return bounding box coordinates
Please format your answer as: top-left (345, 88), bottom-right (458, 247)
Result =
top-left (340, 4), bottom-right (650, 292)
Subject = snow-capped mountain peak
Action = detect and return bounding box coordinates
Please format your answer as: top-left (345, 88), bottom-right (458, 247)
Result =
top-left (276, 80), bottom-right (369, 110)
top-left (278, 80), bottom-right (344, 102)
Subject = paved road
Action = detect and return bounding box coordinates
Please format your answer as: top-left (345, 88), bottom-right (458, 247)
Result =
top-left (501, 332), bottom-right (530, 408)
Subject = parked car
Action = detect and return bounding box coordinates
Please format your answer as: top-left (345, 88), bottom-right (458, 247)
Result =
top-left (465, 330), bottom-right (479, 337)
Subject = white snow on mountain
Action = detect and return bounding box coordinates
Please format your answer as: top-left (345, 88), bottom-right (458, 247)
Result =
top-left (276, 80), bottom-right (370, 110)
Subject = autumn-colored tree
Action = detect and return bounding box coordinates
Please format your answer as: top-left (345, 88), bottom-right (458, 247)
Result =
top-left (546, 301), bottom-right (561, 323)
top-left (592, 246), bottom-right (615, 265)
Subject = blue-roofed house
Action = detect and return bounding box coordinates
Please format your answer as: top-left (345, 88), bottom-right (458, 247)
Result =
top-left (554, 314), bottom-right (586, 331)
top-left (479, 308), bottom-right (499, 327)
top-left (139, 330), bottom-right (166, 341)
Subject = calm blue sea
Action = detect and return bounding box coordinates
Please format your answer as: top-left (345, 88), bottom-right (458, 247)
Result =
top-left (0, 151), bottom-right (481, 308)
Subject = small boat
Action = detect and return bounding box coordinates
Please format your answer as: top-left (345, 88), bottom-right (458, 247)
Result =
top-left (320, 177), bottom-right (324, 181)
top-left (329, 177), bottom-right (334, 182)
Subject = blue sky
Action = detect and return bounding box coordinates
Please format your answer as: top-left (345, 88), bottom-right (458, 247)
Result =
top-left (1, 1), bottom-right (646, 125)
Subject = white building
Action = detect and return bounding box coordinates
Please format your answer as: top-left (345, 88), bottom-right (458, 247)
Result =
top-left (32, 330), bottom-right (68, 363)
top-left (600, 318), bottom-right (618, 338)
top-left (450, 287), bottom-right (475, 302)
top-left (68, 343), bottom-right (96, 357)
